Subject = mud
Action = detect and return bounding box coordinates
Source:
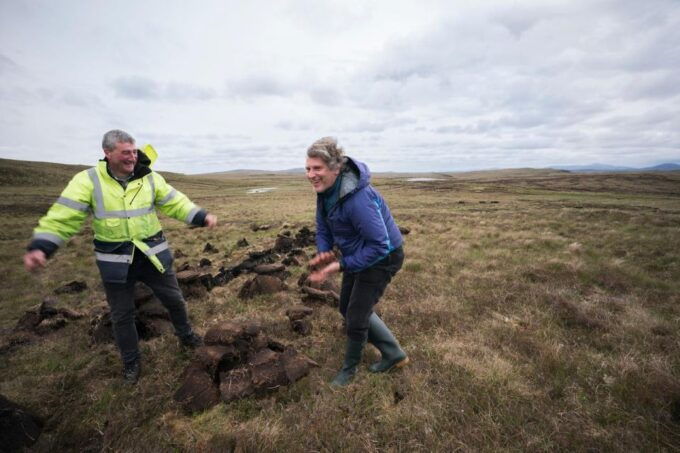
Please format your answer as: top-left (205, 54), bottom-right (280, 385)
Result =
top-left (0, 394), bottom-right (44, 451)
top-left (203, 242), bottom-right (219, 253)
top-left (54, 280), bottom-right (88, 294)
top-left (274, 235), bottom-right (295, 253)
top-left (291, 319), bottom-right (312, 336)
top-left (297, 272), bottom-right (339, 293)
top-left (398, 226), bottom-right (411, 235)
top-left (250, 224), bottom-right (271, 231)
top-left (170, 227), bottom-right (317, 298)
top-left (300, 286), bottom-right (339, 305)
top-left (285, 306), bottom-right (314, 321)
top-left (296, 271), bottom-right (339, 305)
top-left (176, 269), bottom-right (214, 299)
top-left (174, 366), bottom-right (222, 413)
top-left (10, 298), bottom-right (84, 338)
top-left (286, 306), bottom-right (314, 335)
top-left (238, 275), bottom-right (287, 299)
top-left (253, 263), bottom-right (286, 274)
top-left (175, 321), bottom-right (317, 413)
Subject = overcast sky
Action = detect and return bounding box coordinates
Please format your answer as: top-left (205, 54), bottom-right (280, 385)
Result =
top-left (1, 0), bottom-right (679, 173)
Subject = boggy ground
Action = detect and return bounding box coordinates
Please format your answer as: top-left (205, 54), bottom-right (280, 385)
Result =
top-left (0, 159), bottom-right (679, 451)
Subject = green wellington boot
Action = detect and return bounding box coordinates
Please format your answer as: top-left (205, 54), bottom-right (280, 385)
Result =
top-left (367, 313), bottom-right (409, 373)
top-left (331, 339), bottom-right (366, 386)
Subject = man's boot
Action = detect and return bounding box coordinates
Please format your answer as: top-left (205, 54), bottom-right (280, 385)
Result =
top-left (330, 339), bottom-right (365, 386)
top-left (367, 313), bottom-right (409, 373)
top-left (180, 332), bottom-right (203, 350)
top-left (123, 359), bottom-right (141, 384)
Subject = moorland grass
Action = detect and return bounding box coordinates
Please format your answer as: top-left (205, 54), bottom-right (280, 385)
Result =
top-left (0, 159), bottom-right (678, 451)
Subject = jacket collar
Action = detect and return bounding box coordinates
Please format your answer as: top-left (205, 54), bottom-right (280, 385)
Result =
top-left (316, 157), bottom-right (368, 215)
top-left (100, 149), bottom-right (152, 182)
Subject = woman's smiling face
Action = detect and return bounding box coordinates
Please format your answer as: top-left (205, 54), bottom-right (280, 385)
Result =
top-left (305, 157), bottom-right (340, 193)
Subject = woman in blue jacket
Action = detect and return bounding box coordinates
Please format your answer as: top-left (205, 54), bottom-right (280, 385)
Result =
top-left (306, 137), bottom-right (409, 386)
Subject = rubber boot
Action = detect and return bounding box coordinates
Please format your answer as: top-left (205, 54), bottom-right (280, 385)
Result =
top-left (367, 313), bottom-right (409, 373)
top-left (330, 339), bottom-right (365, 386)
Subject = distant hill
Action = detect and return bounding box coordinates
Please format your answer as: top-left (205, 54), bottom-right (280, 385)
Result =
top-left (2, 157), bottom-right (678, 187)
top-left (196, 168), bottom-right (304, 177)
top-left (433, 167), bottom-right (571, 180)
top-left (549, 163), bottom-right (680, 172)
top-left (645, 163), bottom-right (680, 171)
top-left (0, 157), bottom-right (196, 187)
top-left (0, 158), bottom-right (89, 187)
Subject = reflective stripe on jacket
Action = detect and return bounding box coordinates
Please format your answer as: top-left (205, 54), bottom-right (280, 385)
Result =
top-left (29, 158), bottom-right (205, 283)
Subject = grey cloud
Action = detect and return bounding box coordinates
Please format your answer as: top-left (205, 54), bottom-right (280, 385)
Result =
top-left (61, 91), bottom-right (103, 108)
top-left (365, 135), bottom-right (383, 143)
top-left (139, 132), bottom-right (250, 142)
top-left (130, 133), bottom-right (254, 160)
top-left (214, 145), bottom-right (271, 155)
top-left (225, 73), bottom-right (344, 107)
top-left (434, 125), bottom-right (464, 134)
top-left (344, 122), bottom-right (386, 133)
top-left (226, 74), bottom-right (299, 98)
top-left (0, 86), bottom-right (36, 103)
top-left (276, 120), bottom-right (313, 131)
top-left (112, 76), bottom-right (159, 99)
top-left (346, 0), bottom-right (680, 124)
top-left (310, 87), bottom-right (342, 106)
top-left (3, 0), bottom-right (679, 173)
top-left (0, 54), bottom-right (19, 75)
top-left (497, 138), bottom-right (555, 150)
top-left (285, 1), bottom-right (370, 35)
top-left (624, 71), bottom-right (680, 100)
top-left (596, 107), bottom-right (680, 129)
top-left (112, 77), bottom-right (216, 101)
top-left (0, 84), bottom-right (103, 110)
top-left (224, 70), bottom-right (357, 110)
top-left (342, 117), bottom-right (417, 133)
top-left (494, 113), bottom-right (554, 130)
top-left (161, 144), bottom-right (292, 172)
top-left (374, 61), bottom-right (438, 83)
top-left (491, 5), bottom-right (549, 39)
top-left (165, 82), bottom-right (217, 101)
top-left (433, 114), bottom-right (548, 135)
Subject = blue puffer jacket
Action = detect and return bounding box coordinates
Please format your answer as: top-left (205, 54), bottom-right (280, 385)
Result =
top-left (316, 157), bottom-right (403, 272)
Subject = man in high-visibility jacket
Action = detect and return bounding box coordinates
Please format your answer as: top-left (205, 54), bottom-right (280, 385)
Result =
top-left (23, 129), bottom-right (217, 384)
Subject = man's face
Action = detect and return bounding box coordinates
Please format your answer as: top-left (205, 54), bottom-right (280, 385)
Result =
top-left (105, 141), bottom-right (137, 177)
top-left (306, 157), bottom-right (340, 193)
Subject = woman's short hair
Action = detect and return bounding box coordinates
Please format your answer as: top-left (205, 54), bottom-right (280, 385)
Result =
top-left (102, 129), bottom-right (135, 152)
top-left (306, 137), bottom-right (346, 171)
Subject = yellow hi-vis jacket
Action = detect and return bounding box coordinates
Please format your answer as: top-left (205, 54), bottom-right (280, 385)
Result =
top-left (29, 152), bottom-right (207, 283)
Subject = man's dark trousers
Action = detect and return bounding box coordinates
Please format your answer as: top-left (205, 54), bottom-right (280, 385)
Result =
top-left (103, 250), bottom-right (192, 365)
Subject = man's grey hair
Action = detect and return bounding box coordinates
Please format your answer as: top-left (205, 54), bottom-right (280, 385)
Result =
top-left (102, 129), bottom-right (135, 152)
top-left (306, 136), bottom-right (346, 171)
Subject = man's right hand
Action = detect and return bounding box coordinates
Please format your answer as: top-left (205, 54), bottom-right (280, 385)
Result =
top-left (204, 214), bottom-right (217, 228)
top-left (24, 249), bottom-right (47, 272)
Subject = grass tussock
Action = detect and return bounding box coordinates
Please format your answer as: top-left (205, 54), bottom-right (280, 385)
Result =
top-left (1, 159), bottom-right (679, 451)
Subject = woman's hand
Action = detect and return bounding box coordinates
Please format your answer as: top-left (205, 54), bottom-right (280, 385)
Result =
top-left (308, 261), bottom-right (341, 283)
top-left (308, 251), bottom-right (336, 270)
